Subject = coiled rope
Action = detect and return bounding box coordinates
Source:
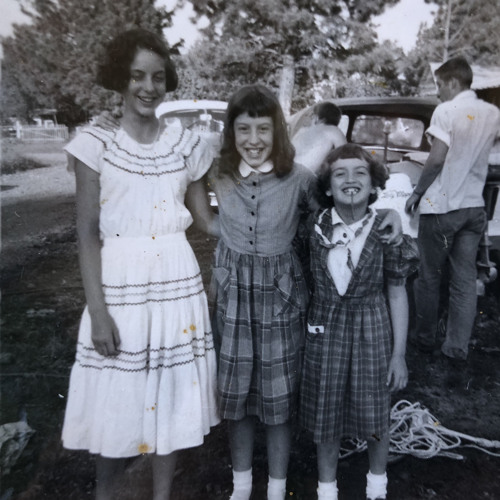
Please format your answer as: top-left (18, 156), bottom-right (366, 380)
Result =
top-left (339, 400), bottom-right (500, 461)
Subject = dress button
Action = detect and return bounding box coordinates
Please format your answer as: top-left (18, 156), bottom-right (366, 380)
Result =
top-left (315, 327), bottom-right (320, 333)
top-left (249, 227), bottom-right (253, 231)
top-left (251, 195), bottom-right (255, 199)
top-left (251, 211), bottom-right (255, 216)
top-left (249, 241), bottom-right (254, 245)
top-left (343, 233), bottom-right (347, 238)
top-left (253, 181), bottom-right (257, 186)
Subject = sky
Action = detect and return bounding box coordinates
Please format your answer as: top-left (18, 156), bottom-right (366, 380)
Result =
top-left (0, 0), bottom-right (437, 54)
top-left (159, 0), bottom-right (438, 54)
top-left (373, 0), bottom-right (437, 53)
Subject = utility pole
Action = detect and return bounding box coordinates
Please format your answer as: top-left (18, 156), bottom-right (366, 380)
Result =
top-left (278, 55), bottom-right (295, 118)
top-left (443, 0), bottom-right (452, 61)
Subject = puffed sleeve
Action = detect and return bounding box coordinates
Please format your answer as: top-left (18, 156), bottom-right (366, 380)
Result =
top-left (182, 129), bottom-right (215, 182)
top-left (383, 234), bottom-right (419, 286)
top-left (64, 125), bottom-right (107, 173)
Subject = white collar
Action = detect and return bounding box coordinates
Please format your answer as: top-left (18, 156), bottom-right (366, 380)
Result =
top-left (330, 207), bottom-right (374, 230)
top-left (238, 159), bottom-right (274, 177)
top-left (452, 89), bottom-right (476, 102)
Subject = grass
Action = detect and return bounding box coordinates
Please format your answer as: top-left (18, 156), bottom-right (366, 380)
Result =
top-left (1, 139), bottom-right (67, 174)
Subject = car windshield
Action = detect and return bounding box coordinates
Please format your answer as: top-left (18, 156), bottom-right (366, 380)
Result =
top-left (351, 115), bottom-right (425, 150)
top-left (162, 109), bottom-right (226, 134)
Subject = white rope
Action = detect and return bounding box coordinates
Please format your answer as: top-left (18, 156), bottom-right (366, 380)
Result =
top-left (338, 400), bottom-right (500, 461)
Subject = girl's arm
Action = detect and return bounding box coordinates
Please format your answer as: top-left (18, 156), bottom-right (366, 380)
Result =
top-left (185, 178), bottom-right (221, 237)
top-left (95, 108), bottom-right (122, 131)
top-left (386, 282), bottom-right (409, 391)
top-left (75, 160), bottom-right (120, 356)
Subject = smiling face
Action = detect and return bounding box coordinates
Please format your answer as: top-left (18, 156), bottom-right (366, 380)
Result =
top-left (122, 49), bottom-right (167, 118)
top-left (234, 113), bottom-right (274, 168)
top-left (329, 157), bottom-right (373, 213)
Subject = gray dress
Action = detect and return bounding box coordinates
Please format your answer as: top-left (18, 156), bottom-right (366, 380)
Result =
top-left (208, 162), bottom-right (316, 424)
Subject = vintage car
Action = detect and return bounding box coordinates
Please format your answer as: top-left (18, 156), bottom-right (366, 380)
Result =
top-left (156, 100), bottom-right (227, 207)
top-left (154, 96), bottom-right (500, 291)
top-left (156, 99), bottom-right (227, 156)
top-left (290, 96), bottom-right (500, 292)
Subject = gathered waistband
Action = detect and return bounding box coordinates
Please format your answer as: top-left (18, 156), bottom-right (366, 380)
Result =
top-left (313, 291), bottom-right (385, 307)
top-left (102, 232), bottom-right (187, 250)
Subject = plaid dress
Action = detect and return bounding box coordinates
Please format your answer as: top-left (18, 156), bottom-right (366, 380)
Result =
top-left (299, 210), bottom-right (418, 443)
top-left (209, 163), bottom-right (316, 425)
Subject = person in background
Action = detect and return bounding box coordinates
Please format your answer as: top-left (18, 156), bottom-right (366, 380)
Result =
top-left (291, 101), bottom-right (347, 174)
top-left (300, 143), bottom-right (418, 500)
top-left (405, 56), bottom-right (500, 362)
top-left (62, 28), bottom-right (219, 500)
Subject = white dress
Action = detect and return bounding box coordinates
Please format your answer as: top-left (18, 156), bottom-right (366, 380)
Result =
top-left (62, 125), bottom-right (220, 458)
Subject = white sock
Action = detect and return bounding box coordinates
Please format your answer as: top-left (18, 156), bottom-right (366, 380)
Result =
top-left (230, 469), bottom-right (252, 500)
top-left (267, 476), bottom-right (286, 500)
top-left (317, 480), bottom-right (338, 500)
top-left (366, 471), bottom-right (387, 500)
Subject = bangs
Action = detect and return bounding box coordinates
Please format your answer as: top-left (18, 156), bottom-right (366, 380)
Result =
top-left (228, 86), bottom-right (279, 121)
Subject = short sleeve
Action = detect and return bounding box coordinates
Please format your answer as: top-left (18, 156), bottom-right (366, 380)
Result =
top-left (425, 104), bottom-right (451, 147)
top-left (383, 234), bottom-right (419, 286)
top-left (184, 132), bottom-right (215, 182)
top-left (64, 126), bottom-right (107, 173)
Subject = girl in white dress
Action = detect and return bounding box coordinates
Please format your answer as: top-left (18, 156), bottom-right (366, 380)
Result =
top-left (62, 28), bottom-right (219, 500)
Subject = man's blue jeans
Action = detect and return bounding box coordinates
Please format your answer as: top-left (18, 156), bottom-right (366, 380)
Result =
top-left (415, 208), bottom-right (487, 359)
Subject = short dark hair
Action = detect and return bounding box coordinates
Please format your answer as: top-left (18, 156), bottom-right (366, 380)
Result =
top-left (434, 56), bottom-right (473, 89)
top-left (97, 28), bottom-right (178, 93)
top-left (218, 84), bottom-right (295, 178)
top-left (314, 102), bottom-right (342, 126)
top-left (317, 143), bottom-right (389, 208)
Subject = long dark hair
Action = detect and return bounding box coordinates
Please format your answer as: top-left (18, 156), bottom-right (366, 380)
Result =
top-left (218, 84), bottom-right (295, 177)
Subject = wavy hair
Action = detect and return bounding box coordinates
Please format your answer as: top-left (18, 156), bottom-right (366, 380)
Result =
top-left (316, 143), bottom-right (389, 208)
top-left (97, 28), bottom-right (178, 93)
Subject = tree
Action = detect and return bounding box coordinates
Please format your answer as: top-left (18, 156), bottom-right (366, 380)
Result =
top-left (403, 0), bottom-right (500, 94)
top-left (183, 0), bottom-right (403, 111)
top-left (1, 0), bottom-right (174, 125)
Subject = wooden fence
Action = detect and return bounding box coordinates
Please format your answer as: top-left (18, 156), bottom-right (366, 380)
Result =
top-left (14, 125), bottom-right (69, 141)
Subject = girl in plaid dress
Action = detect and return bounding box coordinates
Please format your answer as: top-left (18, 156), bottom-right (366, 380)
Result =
top-left (208, 88), bottom-right (403, 500)
top-left (299, 144), bottom-right (418, 500)
top-left (208, 85), bottom-right (315, 500)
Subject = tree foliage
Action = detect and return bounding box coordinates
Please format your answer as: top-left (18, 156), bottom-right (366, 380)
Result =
top-left (1, 0), bottom-right (173, 124)
top-left (404, 0), bottom-right (500, 94)
top-left (183, 0), bottom-right (403, 111)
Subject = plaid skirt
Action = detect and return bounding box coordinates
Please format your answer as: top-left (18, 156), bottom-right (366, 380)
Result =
top-left (210, 240), bottom-right (309, 425)
top-left (299, 293), bottom-right (392, 443)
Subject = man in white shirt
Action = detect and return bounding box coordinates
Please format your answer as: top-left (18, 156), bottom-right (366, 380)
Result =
top-left (406, 57), bottom-right (500, 361)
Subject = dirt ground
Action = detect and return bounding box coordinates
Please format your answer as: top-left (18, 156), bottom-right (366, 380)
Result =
top-left (1, 140), bottom-right (500, 499)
